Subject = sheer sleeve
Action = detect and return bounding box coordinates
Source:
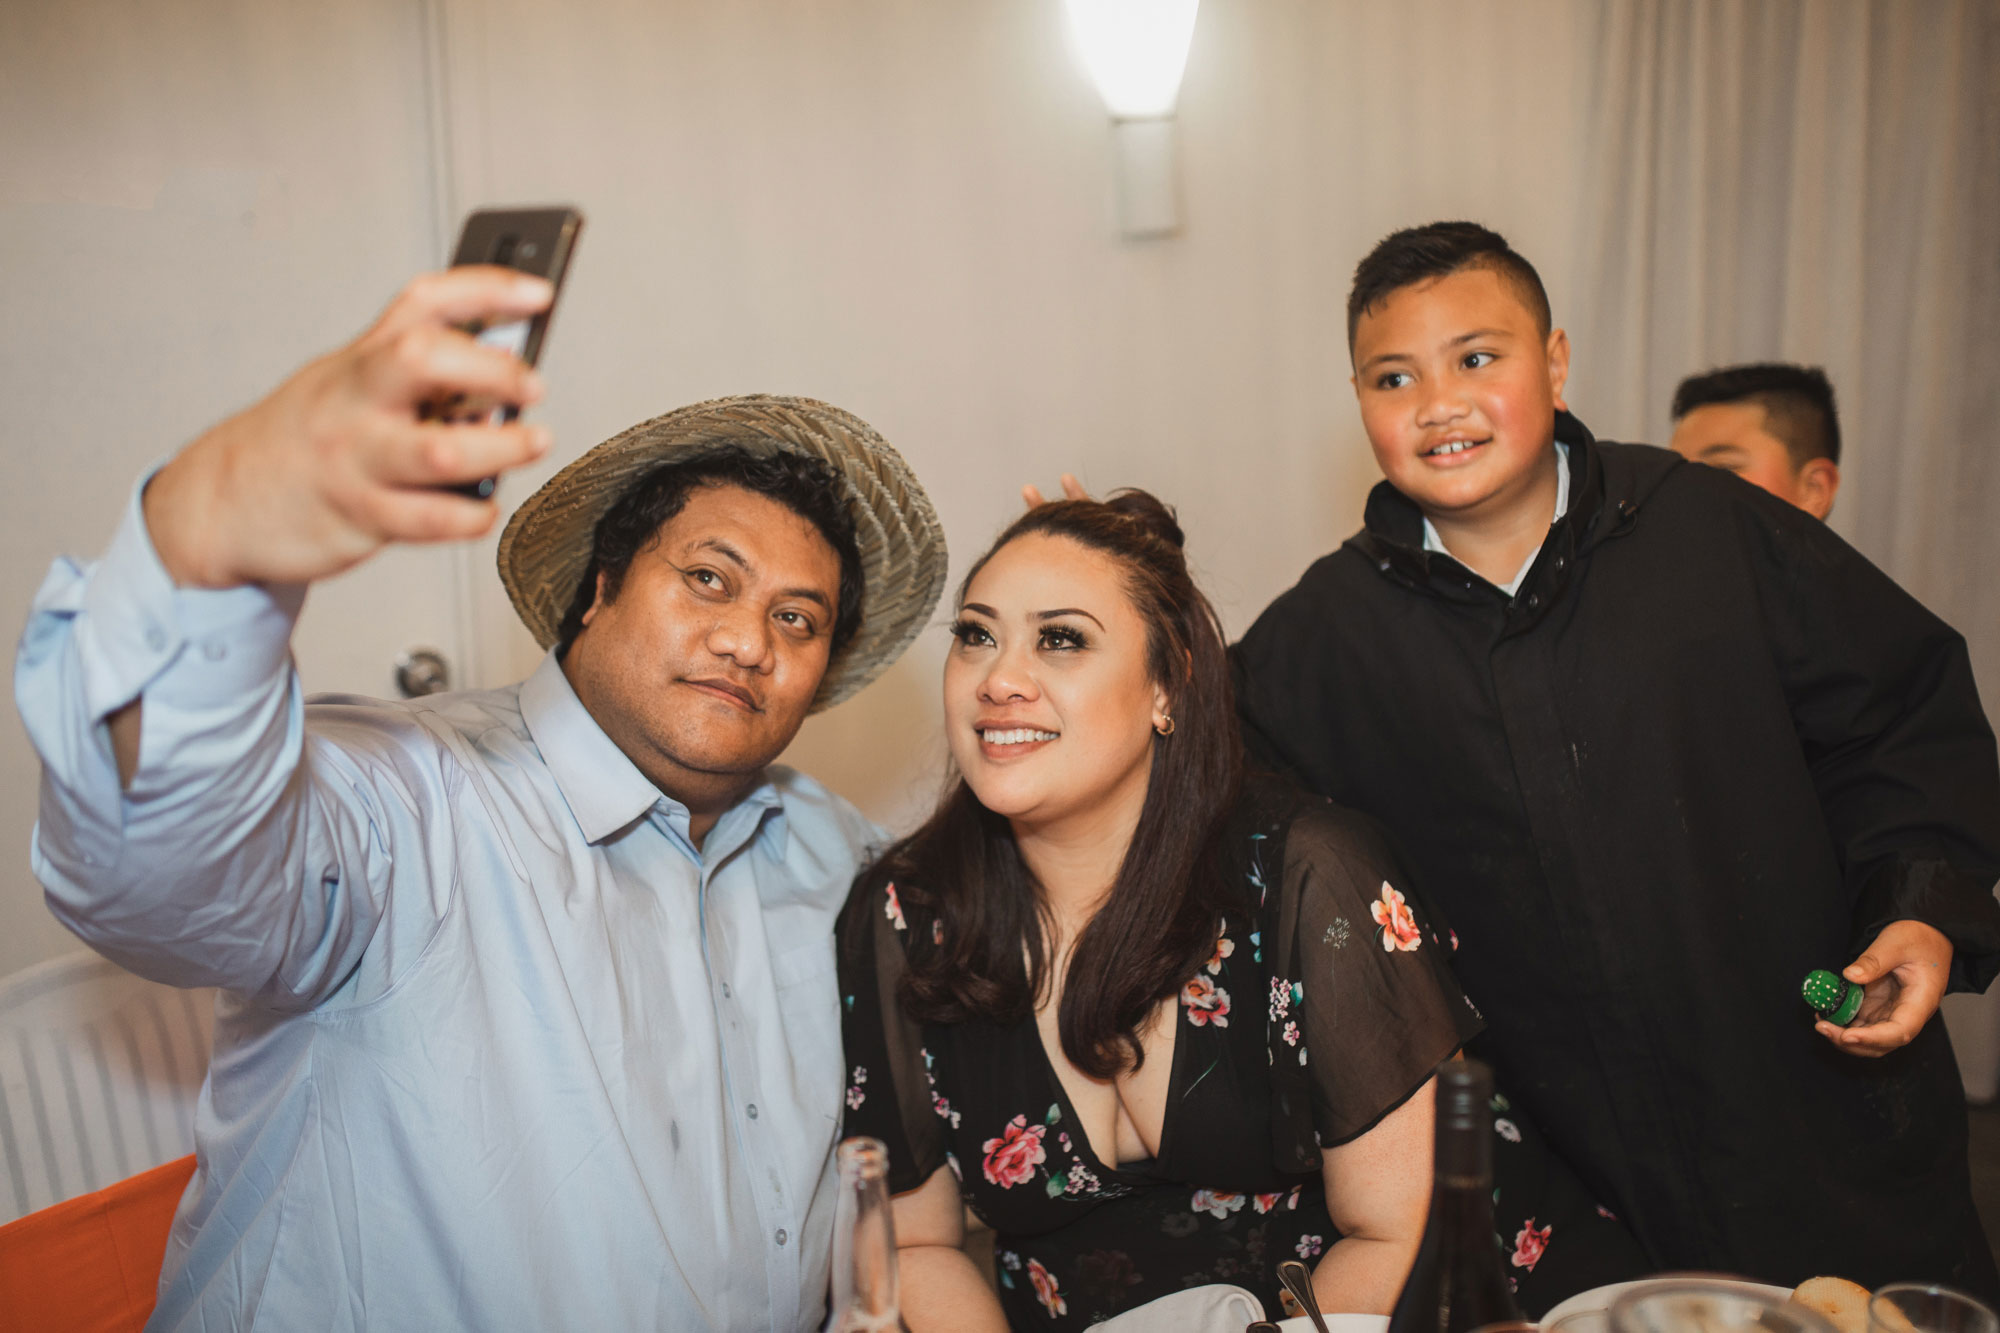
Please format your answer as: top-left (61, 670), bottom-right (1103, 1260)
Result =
top-left (836, 876), bottom-right (948, 1195)
top-left (1265, 802), bottom-right (1483, 1153)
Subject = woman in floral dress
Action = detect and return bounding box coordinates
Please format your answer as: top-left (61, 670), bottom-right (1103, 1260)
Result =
top-left (837, 492), bottom-right (1643, 1331)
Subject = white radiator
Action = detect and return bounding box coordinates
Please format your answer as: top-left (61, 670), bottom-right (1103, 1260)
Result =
top-left (0, 951), bottom-right (213, 1223)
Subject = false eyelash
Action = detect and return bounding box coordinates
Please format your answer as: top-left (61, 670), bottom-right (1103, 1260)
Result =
top-left (1040, 625), bottom-right (1089, 650)
top-left (947, 619), bottom-right (988, 643)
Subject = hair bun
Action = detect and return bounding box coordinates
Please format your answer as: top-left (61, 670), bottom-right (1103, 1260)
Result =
top-left (1102, 488), bottom-right (1186, 551)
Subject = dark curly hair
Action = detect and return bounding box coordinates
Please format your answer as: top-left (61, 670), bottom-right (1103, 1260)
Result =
top-left (554, 447), bottom-right (865, 658)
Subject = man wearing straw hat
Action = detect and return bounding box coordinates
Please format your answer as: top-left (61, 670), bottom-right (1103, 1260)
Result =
top-left (15, 268), bottom-right (947, 1330)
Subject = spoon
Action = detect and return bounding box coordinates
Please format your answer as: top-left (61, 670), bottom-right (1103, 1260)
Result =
top-left (1277, 1259), bottom-right (1332, 1333)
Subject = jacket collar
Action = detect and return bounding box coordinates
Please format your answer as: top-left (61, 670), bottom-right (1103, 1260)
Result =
top-left (1348, 411), bottom-right (1636, 608)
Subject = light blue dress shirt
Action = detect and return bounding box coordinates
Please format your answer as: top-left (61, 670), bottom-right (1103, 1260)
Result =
top-left (14, 481), bottom-right (883, 1331)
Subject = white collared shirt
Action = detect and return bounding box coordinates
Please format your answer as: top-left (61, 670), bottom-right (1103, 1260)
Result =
top-left (1422, 441), bottom-right (1571, 598)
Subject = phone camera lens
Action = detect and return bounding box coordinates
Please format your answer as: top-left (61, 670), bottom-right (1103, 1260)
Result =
top-left (518, 241), bottom-right (539, 259)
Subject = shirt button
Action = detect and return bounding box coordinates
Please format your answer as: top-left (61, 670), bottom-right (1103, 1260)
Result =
top-left (1526, 593), bottom-right (1542, 610)
top-left (720, 982), bottom-right (731, 998)
top-left (747, 1103), bottom-right (759, 1120)
top-left (775, 1228), bottom-right (788, 1247)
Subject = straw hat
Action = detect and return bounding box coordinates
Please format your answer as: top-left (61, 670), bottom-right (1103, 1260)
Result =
top-left (496, 394), bottom-right (947, 712)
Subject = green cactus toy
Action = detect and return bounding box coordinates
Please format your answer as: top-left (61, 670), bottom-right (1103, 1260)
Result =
top-left (1802, 969), bottom-right (1865, 1027)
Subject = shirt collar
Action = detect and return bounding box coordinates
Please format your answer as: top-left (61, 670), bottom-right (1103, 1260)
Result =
top-left (1421, 439), bottom-right (1571, 598)
top-left (520, 651), bottom-right (664, 843)
top-left (519, 651), bottom-right (790, 855)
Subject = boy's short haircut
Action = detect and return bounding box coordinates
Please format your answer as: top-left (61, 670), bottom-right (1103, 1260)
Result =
top-left (1671, 363), bottom-right (1842, 466)
top-left (1346, 221), bottom-right (1553, 353)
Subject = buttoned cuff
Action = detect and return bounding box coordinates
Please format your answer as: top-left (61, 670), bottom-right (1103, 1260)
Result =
top-left (69, 467), bottom-right (304, 721)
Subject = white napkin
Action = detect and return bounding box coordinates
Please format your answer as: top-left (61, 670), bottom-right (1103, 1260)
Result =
top-left (1088, 1283), bottom-right (1267, 1331)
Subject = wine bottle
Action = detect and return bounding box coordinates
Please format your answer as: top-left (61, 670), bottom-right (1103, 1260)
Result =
top-left (1385, 1060), bottom-right (1524, 1333)
top-left (824, 1137), bottom-right (903, 1333)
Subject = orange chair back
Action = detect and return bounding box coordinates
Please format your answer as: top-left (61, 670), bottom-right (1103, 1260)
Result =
top-left (0, 1154), bottom-right (195, 1333)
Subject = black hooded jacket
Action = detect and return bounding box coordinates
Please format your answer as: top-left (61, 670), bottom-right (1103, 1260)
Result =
top-left (1231, 410), bottom-right (2000, 1292)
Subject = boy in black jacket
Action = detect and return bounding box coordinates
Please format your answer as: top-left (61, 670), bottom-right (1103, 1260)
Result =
top-left (1231, 222), bottom-right (2000, 1293)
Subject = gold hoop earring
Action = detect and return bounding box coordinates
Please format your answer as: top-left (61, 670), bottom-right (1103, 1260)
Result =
top-left (1155, 716), bottom-right (1176, 736)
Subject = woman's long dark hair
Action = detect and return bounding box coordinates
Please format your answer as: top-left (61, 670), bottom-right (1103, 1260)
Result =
top-left (857, 490), bottom-right (1245, 1080)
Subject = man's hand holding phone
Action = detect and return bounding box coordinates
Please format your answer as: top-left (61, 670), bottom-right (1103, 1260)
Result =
top-left (143, 265), bottom-right (553, 590)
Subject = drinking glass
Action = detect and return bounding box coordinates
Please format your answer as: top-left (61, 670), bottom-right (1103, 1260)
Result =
top-left (1868, 1284), bottom-right (1999, 1333)
top-left (1611, 1279), bottom-right (1838, 1333)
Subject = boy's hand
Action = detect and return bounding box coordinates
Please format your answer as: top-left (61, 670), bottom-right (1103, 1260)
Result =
top-left (144, 266), bottom-right (555, 590)
top-left (1020, 474), bottom-right (1090, 509)
top-left (1815, 919), bottom-right (1953, 1056)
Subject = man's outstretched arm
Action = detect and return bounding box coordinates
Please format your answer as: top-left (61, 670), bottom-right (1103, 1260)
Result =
top-left (108, 266), bottom-right (552, 777)
top-left (16, 268), bottom-right (552, 1005)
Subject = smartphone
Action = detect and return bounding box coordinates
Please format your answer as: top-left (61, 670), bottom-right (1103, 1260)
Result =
top-left (429, 206), bottom-right (584, 499)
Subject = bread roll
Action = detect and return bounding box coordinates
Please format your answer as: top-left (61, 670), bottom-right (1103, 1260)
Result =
top-left (1792, 1277), bottom-right (1873, 1333)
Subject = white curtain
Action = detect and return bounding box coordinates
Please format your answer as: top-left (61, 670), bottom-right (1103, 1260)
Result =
top-left (1563, 0), bottom-right (2000, 1095)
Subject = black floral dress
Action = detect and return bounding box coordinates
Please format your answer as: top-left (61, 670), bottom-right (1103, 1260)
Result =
top-left (836, 782), bottom-right (1646, 1329)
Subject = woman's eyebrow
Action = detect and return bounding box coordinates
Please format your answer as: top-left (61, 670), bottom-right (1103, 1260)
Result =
top-left (1037, 608), bottom-right (1105, 629)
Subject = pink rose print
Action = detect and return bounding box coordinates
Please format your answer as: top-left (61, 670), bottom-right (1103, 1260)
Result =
top-left (1027, 1258), bottom-right (1066, 1317)
top-left (932, 1092), bottom-right (961, 1128)
top-left (982, 1115), bottom-right (1048, 1188)
top-left (1370, 882), bottom-right (1422, 952)
top-left (1595, 1204), bottom-right (1618, 1221)
top-left (1511, 1218), bottom-right (1551, 1271)
top-left (1295, 1234), bottom-right (1324, 1259)
top-left (1182, 974), bottom-right (1231, 1027)
top-left (1253, 1192), bottom-right (1284, 1215)
top-left (845, 1065), bottom-right (867, 1110)
top-left (1191, 1189), bottom-right (1245, 1219)
top-left (885, 882), bottom-right (906, 932)
top-left (1206, 925), bottom-right (1235, 975)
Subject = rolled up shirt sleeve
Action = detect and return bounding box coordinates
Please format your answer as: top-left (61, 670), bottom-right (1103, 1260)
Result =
top-left (16, 473), bottom-right (429, 1008)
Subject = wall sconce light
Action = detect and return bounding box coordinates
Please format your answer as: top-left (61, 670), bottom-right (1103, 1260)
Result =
top-left (1064, 0), bottom-right (1201, 240)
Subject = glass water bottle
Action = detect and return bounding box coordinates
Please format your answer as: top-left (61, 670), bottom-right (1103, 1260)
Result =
top-left (825, 1136), bottom-right (903, 1333)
